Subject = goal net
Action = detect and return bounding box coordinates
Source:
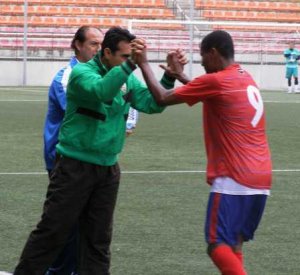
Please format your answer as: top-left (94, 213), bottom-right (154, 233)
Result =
top-left (128, 19), bottom-right (300, 89)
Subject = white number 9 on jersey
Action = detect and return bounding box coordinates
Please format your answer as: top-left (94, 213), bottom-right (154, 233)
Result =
top-left (247, 85), bottom-right (264, 127)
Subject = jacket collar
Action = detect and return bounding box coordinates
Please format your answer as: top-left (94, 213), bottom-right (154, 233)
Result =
top-left (93, 52), bottom-right (108, 76)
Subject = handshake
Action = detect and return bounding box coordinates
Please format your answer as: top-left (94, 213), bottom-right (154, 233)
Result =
top-left (130, 38), bottom-right (188, 81)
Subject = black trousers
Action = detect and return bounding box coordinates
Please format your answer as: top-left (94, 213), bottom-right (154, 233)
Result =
top-left (14, 156), bottom-right (120, 275)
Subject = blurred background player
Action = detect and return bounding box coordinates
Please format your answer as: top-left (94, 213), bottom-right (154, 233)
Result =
top-left (283, 42), bottom-right (300, 93)
top-left (43, 25), bottom-right (103, 275)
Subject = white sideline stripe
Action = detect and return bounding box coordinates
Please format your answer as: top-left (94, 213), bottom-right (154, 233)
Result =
top-left (0, 99), bottom-right (47, 102)
top-left (264, 100), bottom-right (300, 103)
top-left (0, 88), bottom-right (45, 92)
top-left (0, 169), bottom-right (300, 175)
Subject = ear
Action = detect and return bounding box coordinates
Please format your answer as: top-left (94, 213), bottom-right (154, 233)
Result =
top-left (210, 48), bottom-right (218, 55)
top-left (210, 48), bottom-right (222, 61)
top-left (103, 48), bottom-right (112, 58)
top-left (74, 40), bottom-right (82, 52)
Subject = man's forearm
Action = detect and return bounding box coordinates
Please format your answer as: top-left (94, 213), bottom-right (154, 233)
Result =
top-left (177, 73), bottom-right (191, 85)
top-left (139, 62), bottom-right (169, 106)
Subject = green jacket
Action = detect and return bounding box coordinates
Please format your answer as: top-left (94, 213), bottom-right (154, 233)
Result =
top-left (56, 53), bottom-right (175, 166)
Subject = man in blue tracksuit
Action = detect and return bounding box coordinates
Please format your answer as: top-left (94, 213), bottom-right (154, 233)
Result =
top-left (44, 55), bottom-right (78, 175)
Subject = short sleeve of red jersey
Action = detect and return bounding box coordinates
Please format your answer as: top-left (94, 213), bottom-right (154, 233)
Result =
top-left (174, 74), bottom-right (218, 106)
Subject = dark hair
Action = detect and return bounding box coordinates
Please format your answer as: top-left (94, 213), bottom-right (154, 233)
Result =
top-left (100, 26), bottom-right (136, 56)
top-left (71, 26), bottom-right (94, 54)
top-left (201, 30), bottom-right (234, 59)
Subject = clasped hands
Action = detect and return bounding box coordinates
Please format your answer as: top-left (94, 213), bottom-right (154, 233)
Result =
top-left (131, 38), bottom-right (188, 80)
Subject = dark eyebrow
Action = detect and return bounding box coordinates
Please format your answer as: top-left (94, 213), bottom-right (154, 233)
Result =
top-left (121, 54), bottom-right (131, 58)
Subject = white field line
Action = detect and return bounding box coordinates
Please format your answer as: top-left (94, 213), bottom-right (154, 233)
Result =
top-left (0, 99), bottom-right (47, 102)
top-left (264, 100), bottom-right (300, 103)
top-left (0, 87), bottom-right (46, 92)
top-left (0, 169), bottom-right (299, 175)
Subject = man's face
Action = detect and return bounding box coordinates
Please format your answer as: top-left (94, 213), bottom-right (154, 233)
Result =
top-left (77, 28), bottom-right (103, 62)
top-left (289, 43), bottom-right (295, 50)
top-left (201, 48), bottom-right (219, 74)
top-left (104, 41), bottom-right (132, 69)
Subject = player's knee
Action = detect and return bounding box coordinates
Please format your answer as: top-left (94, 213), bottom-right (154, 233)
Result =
top-left (207, 243), bottom-right (221, 256)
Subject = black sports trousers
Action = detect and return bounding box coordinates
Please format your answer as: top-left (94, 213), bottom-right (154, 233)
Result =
top-left (14, 155), bottom-right (120, 275)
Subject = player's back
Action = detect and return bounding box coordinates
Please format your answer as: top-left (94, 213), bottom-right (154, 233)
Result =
top-left (203, 64), bottom-right (272, 189)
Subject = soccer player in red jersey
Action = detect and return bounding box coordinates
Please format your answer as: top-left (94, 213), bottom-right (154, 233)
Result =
top-left (131, 30), bottom-right (272, 275)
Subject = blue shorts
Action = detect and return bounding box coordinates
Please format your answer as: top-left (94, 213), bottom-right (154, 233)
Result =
top-left (286, 67), bottom-right (298, 79)
top-left (205, 193), bottom-right (267, 247)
